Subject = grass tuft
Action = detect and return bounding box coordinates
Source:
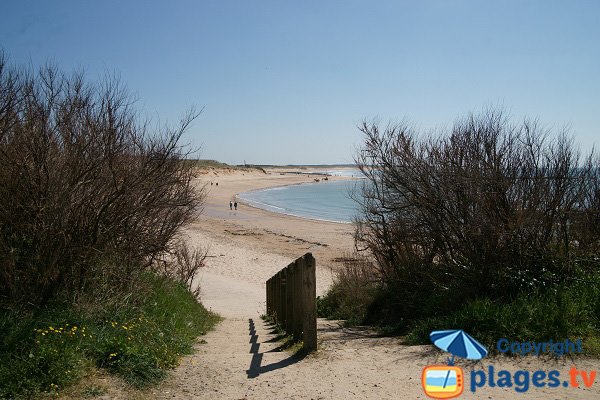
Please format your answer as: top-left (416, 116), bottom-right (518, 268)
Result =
top-left (0, 274), bottom-right (220, 399)
top-left (316, 255), bottom-right (377, 326)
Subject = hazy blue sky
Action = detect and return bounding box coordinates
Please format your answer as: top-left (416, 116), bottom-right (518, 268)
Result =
top-left (1, 1), bottom-right (599, 164)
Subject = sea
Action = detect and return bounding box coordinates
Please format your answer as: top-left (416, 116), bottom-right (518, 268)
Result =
top-left (238, 169), bottom-right (365, 223)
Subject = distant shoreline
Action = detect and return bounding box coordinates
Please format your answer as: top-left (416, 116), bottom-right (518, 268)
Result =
top-left (192, 165), bottom-right (357, 299)
top-left (235, 171), bottom-right (360, 224)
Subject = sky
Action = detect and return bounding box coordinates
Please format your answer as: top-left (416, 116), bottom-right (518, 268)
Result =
top-left (1, 0), bottom-right (599, 165)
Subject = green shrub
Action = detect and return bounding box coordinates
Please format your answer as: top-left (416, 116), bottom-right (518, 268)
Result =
top-left (405, 278), bottom-right (600, 355)
top-left (0, 274), bottom-right (220, 398)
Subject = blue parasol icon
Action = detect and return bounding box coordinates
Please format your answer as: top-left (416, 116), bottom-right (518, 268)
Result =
top-left (429, 329), bottom-right (488, 390)
top-left (430, 329), bottom-right (488, 365)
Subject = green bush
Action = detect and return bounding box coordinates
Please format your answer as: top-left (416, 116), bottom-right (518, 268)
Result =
top-left (405, 278), bottom-right (600, 355)
top-left (0, 274), bottom-right (220, 398)
top-left (0, 318), bottom-right (88, 398)
top-left (319, 251), bottom-right (600, 356)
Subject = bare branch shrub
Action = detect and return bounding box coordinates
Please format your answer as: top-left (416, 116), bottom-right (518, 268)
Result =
top-left (0, 53), bottom-right (205, 308)
top-left (156, 241), bottom-right (207, 298)
top-left (354, 108), bottom-right (600, 320)
top-left (318, 253), bottom-right (379, 323)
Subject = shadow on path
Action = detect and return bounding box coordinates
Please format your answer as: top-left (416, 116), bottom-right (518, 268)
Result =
top-left (246, 318), bottom-right (306, 379)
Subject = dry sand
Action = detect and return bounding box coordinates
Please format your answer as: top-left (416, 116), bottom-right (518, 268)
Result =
top-left (68, 167), bottom-right (600, 399)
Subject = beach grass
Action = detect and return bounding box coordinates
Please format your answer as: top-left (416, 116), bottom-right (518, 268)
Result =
top-left (187, 159), bottom-right (233, 169)
top-left (0, 273), bottom-right (220, 399)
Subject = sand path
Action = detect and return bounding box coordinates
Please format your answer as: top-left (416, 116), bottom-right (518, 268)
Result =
top-left (152, 228), bottom-right (430, 399)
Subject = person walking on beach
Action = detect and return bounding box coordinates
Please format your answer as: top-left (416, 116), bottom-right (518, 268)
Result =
top-left (234, 201), bottom-right (238, 210)
top-left (229, 201), bottom-right (233, 210)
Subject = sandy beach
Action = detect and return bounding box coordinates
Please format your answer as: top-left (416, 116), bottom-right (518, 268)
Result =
top-left (186, 167), bottom-right (357, 315)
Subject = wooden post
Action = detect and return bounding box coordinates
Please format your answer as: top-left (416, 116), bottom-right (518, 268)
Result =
top-left (285, 262), bottom-right (294, 335)
top-left (281, 268), bottom-right (289, 330)
top-left (273, 274), bottom-right (279, 323)
top-left (302, 253), bottom-right (317, 352)
top-left (270, 277), bottom-right (274, 317)
top-left (267, 277), bottom-right (272, 316)
top-left (271, 277), bottom-right (274, 316)
top-left (270, 277), bottom-right (274, 316)
top-left (278, 270), bottom-right (283, 325)
top-left (292, 256), bottom-right (304, 340)
top-left (276, 270), bottom-right (281, 326)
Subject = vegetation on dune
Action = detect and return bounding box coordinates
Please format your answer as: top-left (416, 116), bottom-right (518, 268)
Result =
top-left (319, 108), bottom-right (600, 354)
top-left (188, 159), bottom-right (267, 173)
top-left (317, 255), bottom-right (378, 326)
top-left (0, 275), bottom-right (220, 398)
top-left (404, 279), bottom-right (600, 355)
top-left (187, 159), bottom-right (232, 169)
top-left (0, 52), bottom-right (218, 398)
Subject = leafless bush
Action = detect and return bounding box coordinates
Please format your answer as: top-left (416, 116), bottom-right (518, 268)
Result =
top-left (156, 241), bottom-right (207, 298)
top-left (0, 53), bottom-right (205, 308)
top-left (332, 253), bottom-right (379, 288)
top-left (354, 108), bottom-right (600, 318)
top-left (318, 253), bottom-right (378, 322)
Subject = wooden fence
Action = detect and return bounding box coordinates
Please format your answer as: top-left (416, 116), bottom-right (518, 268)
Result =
top-left (265, 252), bottom-right (317, 352)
